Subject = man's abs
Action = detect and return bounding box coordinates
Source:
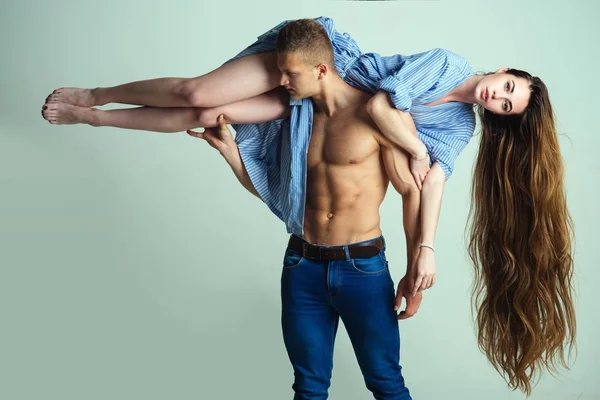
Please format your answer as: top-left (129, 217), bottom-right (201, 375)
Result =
top-left (302, 101), bottom-right (389, 246)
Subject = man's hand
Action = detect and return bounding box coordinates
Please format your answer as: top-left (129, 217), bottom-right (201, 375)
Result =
top-left (412, 247), bottom-right (436, 296)
top-left (187, 114), bottom-right (261, 199)
top-left (410, 152), bottom-right (430, 190)
top-left (187, 114), bottom-right (237, 160)
top-left (395, 275), bottom-right (423, 320)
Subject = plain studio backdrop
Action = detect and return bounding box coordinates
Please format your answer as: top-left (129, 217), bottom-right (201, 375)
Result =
top-left (1, 0), bottom-right (598, 399)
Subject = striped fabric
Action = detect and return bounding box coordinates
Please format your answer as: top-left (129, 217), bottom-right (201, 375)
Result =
top-left (228, 17), bottom-right (476, 234)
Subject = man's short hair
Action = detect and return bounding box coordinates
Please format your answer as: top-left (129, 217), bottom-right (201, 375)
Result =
top-left (276, 19), bottom-right (335, 67)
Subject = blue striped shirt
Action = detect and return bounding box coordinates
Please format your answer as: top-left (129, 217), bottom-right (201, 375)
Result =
top-left (228, 17), bottom-right (476, 234)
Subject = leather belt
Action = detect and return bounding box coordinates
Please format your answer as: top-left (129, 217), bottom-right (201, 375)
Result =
top-left (288, 235), bottom-right (384, 261)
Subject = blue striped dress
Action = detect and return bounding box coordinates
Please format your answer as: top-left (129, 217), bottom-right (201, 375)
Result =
top-left (228, 17), bottom-right (476, 234)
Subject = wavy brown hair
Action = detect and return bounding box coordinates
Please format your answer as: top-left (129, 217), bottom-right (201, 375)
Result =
top-left (467, 69), bottom-right (576, 396)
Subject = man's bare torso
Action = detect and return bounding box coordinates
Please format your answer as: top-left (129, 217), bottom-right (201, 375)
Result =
top-left (302, 92), bottom-right (395, 245)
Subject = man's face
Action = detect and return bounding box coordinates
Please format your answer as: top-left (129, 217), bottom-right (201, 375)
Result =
top-left (277, 51), bottom-right (320, 100)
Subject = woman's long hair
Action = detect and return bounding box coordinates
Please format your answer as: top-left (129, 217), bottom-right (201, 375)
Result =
top-left (468, 69), bottom-right (576, 396)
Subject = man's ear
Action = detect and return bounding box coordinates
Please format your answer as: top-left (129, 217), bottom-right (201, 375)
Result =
top-left (317, 63), bottom-right (328, 80)
top-left (495, 67), bottom-right (510, 74)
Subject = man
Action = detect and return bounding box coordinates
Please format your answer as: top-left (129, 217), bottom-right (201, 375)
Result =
top-left (188, 19), bottom-right (423, 400)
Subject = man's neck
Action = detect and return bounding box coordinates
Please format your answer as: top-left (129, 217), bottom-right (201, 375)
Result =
top-left (311, 75), bottom-right (363, 117)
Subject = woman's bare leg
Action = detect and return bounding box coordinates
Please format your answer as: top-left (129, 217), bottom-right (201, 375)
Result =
top-left (42, 87), bottom-right (289, 133)
top-left (45, 52), bottom-right (280, 109)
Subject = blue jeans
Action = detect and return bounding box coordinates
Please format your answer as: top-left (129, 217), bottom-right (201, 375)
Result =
top-left (281, 235), bottom-right (412, 400)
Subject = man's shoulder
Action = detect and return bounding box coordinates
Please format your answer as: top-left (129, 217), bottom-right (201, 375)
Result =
top-left (334, 95), bottom-right (371, 124)
top-left (331, 98), bottom-right (384, 145)
top-left (341, 90), bottom-right (371, 116)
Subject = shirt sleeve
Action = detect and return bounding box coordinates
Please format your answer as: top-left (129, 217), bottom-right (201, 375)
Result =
top-left (419, 122), bottom-right (473, 181)
top-left (427, 140), bottom-right (463, 180)
top-left (376, 48), bottom-right (450, 112)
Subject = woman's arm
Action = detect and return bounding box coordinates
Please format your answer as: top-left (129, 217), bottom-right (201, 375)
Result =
top-left (411, 162), bottom-right (445, 296)
top-left (367, 91), bottom-right (426, 158)
top-left (368, 89), bottom-right (447, 295)
top-left (366, 91), bottom-right (431, 189)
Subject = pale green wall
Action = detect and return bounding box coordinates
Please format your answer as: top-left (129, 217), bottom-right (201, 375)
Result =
top-left (1, 0), bottom-right (597, 399)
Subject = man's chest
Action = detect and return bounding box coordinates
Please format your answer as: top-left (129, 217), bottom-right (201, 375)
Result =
top-left (307, 111), bottom-right (380, 168)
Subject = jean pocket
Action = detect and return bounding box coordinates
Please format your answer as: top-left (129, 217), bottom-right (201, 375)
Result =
top-left (350, 252), bottom-right (388, 274)
top-left (282, 248), bottom-right (304, 269)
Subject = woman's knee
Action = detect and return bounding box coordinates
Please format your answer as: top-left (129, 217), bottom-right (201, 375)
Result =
top-left (194, 107), bottom-right (222, 127)
top-left (177, 78), bottom-right (215, 108)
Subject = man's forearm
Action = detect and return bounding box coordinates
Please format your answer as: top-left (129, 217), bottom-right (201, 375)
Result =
top-left (420, 163), bottom-right (445, 246)
top-left (222, 149), bottom-right (261, 199)
top-left (367, 91), bottom-right (427, 159)
top-left (402, 188), bottom-right (421, 274)
top-left (380, 144), bottom-right (422, 273)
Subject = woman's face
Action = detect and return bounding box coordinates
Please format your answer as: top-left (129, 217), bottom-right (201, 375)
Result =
top-left (475, 69), bottom-right (531, 115)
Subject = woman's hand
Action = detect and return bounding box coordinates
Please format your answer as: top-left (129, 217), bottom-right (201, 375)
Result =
top-left (412, 246), bottom-right (436, 296)
top-left (410, 152), bottom-right (430, 190)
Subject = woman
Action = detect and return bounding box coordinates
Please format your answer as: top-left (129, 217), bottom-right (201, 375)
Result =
top-left (41, 17), bottom-right (575, 395)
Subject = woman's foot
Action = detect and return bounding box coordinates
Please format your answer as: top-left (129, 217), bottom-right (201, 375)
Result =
top-left (45, 87), bottom-right (97, 107)
top-left (41, 102), bottom-right (92, 125)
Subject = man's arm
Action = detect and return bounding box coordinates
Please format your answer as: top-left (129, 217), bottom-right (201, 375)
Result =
top-left (372, 101), bottom-right (421, 268)
top-left (380, 145), bottom-right (421, 271)
top-left (380, 145), bottom-right (424, 320)
top-left (187, 115), bottom-right (261, 200)
top-left (223, 147), bottom-right (261, 199)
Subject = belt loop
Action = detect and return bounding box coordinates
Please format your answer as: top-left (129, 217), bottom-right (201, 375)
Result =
top-left (343, 245), bottom-right (351, 261)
